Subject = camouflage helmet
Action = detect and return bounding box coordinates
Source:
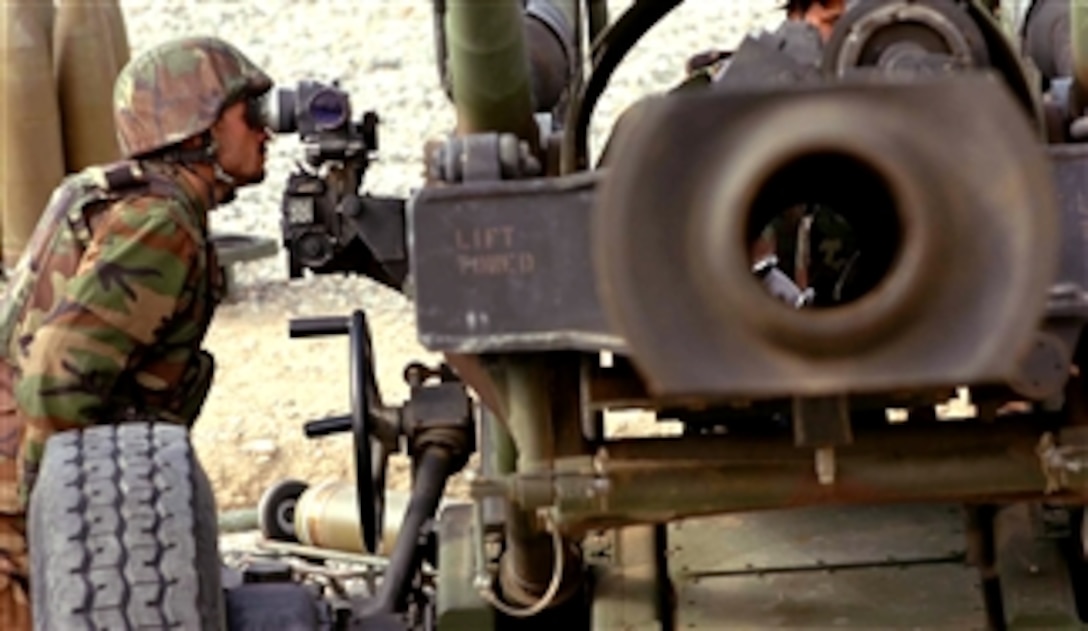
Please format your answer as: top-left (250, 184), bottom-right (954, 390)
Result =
top-left (113, 36), bottom-right (273, 158)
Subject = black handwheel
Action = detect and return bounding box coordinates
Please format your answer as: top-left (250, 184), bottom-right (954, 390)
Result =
top-left (349, 310), bottom-right (387, 553)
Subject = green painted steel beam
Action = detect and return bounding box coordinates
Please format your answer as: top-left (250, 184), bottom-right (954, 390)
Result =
top-left (446, 0), bottom-right (538, 148)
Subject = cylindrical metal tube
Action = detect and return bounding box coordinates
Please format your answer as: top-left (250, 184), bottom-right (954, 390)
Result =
top-left (294, 482), bottom-right (413, 556)
top-left (525, 0), bottom-right (578, 113)
top-left (446, 0), bottom-right (538, 149)
top-left (1073, 0), bottom-right (1088, 89)
top-left (505, 420), bottom-right (1088, 533)
top-left (485, 410), bottom-right (516, 476)
top-left (371, 448), bottom-right (453, 613)
top-left (496, 355), bottom-right (586, 607)
top-left (524, 12), bottom-right (572, 113)
top-left (1, 0), bottom-right (66, 269)
top-left (477, 406), bottom-right (515, 545)
top-left (535, 0), bottom-right (577, 34)
top-left (587, 0), bottom-right (609, 44)
top-left (500, 357), bottom-right (558, 600)
top-left (55, 0), bottom-right (129, 172)
top-left (504, 357), bottom-right (555, 472)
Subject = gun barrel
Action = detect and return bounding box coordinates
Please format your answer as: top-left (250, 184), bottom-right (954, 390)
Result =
top-left (595, 77), bottom-right (1058, 398)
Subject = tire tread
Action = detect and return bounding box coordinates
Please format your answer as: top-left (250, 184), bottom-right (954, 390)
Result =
top-left (30, 423), bottom-right (222, 630)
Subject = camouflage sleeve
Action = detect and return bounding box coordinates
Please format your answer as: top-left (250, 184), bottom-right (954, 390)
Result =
top-left (14, 197), bottom-right (199, 481)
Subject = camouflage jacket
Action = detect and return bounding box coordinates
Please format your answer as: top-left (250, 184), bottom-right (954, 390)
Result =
top-left (0, 161), bottom-right (224, 507)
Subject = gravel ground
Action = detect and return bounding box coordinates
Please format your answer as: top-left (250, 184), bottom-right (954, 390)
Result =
top-left (113, 0), bottom-right (787, 512)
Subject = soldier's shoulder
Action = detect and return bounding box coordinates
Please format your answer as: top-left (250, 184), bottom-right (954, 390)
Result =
top-left (108, 193), bottom-right (198, 228)
top-left (96, 194), bottom-right (204, 255)
top-left (112, 191), bottom-right (188, 213)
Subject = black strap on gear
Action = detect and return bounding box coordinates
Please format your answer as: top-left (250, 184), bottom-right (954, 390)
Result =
top-left (97, 161), bottom-right (148, 192)
top-left (66, 161), bottom-right (153, 249)
top-left (75, 160), bottom-right (196, 244)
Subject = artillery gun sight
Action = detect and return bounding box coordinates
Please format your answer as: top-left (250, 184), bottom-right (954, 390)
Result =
top-left (268, 80), bottom-right (408, 287)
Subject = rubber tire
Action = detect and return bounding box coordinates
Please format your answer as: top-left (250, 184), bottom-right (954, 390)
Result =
top-left (1023, 0), bottom-right (1072, 81)
top-left (28, 423), bottom-right (224, 630)
top-left (257, 479), bottom-right (308, 542)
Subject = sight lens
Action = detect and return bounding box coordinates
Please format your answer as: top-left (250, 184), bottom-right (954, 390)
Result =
top-left (308, 89), bottom-right (349, 131)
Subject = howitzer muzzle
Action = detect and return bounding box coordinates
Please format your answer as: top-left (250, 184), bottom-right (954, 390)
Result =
top-left (595, 76), bottom-right (1058, 399)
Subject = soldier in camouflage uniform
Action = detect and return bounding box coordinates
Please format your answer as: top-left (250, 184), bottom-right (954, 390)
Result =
top-left (0, 35), bottom-right (273, 628)
top-left (785, 0), bottom-right (845, 42)
top-left (736, 0), bottom-right (859, 308)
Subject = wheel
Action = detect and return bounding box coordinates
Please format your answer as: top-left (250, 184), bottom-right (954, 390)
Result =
top-left (1023, 0), bottom-right (1072, 80)
top-left (29, 423), bottom-right (224, 630)
top-left (258, 479), bottom-right (309, 542)
top-left (349, 310), bottom-right (389, 554)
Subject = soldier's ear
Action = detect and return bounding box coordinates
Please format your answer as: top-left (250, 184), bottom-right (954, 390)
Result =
top-left (208, 116), bottom-right (227, 141)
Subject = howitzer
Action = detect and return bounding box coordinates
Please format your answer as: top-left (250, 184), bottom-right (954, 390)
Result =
top-left (259, 0), bottom-right (1088, 628)
top-left (42, 0), bottom-right (1088, 629)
